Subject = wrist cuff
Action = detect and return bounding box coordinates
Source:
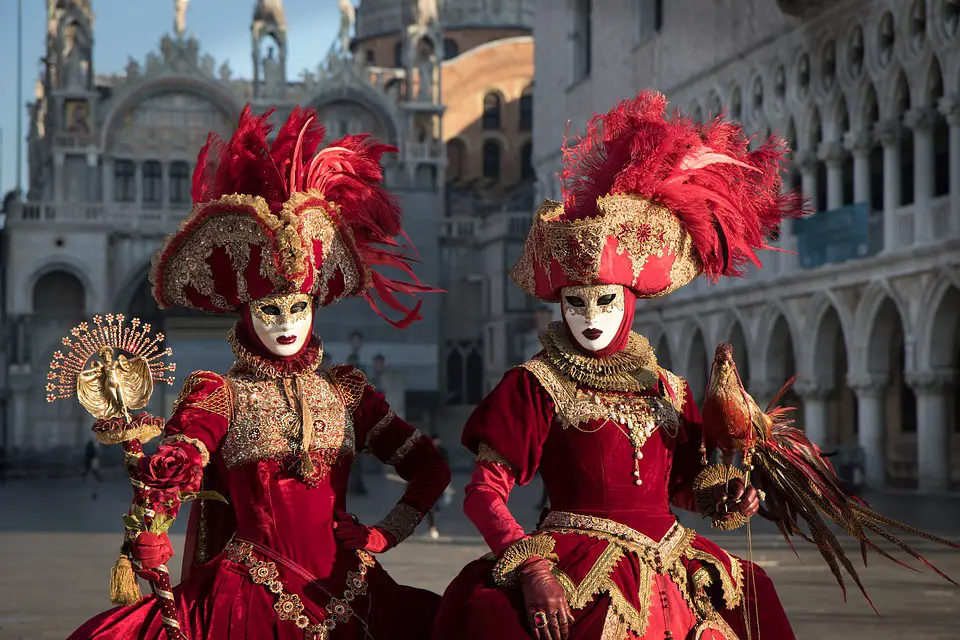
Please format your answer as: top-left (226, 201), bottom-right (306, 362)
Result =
top-left (491, 534), bottom-right (558, 587)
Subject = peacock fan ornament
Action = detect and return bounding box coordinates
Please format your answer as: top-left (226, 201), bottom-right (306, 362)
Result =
top-left (696, 341), bottom-right (960, 612)
top-left (47, 314), bottom-right (219, 640)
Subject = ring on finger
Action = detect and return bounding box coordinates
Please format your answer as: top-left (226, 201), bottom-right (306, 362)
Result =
top-left (533, 611), bottom-right (549, 628)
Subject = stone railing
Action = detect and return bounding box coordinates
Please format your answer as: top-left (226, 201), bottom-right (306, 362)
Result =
top-left (9, 201), bottom-right (182, 234)
top-left (894, 204), bottom-right (915, 248)
top-left (439, 212), bottom-right (531, 243)
top-left (404, 141), bottom-right (444, 162)
top-left (931, 196), bottom-right (953, 237)
top-left (439, 216), bottom-right (479, 240)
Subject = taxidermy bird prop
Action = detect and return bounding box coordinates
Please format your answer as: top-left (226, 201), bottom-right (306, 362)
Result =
top-left (698, 342), bottom-right (960, 612)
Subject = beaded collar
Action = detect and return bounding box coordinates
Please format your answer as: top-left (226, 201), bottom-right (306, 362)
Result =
top-left (538, 322), bottom-right (658, 393)
top-left (227, 326), bottom-right (323, 379)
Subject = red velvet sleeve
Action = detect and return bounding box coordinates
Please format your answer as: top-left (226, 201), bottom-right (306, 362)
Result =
top-left (161, 370), bottom-right (233, 466)
top-left (462, 366), bottom-right (555, 486)
top-left (332, 365), bottom-right (451, 544)
top-left (668, 379), bottom-right (710, 513)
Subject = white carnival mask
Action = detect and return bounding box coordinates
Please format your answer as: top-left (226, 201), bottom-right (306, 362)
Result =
top-left (560, 284), bottom-right (626, 352)
top-left (250, 293), bottom-right (314, 357)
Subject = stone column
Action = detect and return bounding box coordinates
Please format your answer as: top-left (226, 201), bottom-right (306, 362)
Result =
top-left (938, 96), bottom-right (960, 229)
top-left (843, 129), bottom-right (873, 207)
top-left (795, 150), bottom-right (819, 213)
top-left (53, 152), bottom-right (65, 203)
top-left (904, 107), bottom-right (937, 243)
top-left (873, 119), bottom-right (902, 251)
top-left (906, 371), bottom-right (954, 492)
top-left (794, 379), bottom-right (831, 447)
top-left (161, 160), bottom-right (171, 210)
top-left (847, 374), bottom-right (888, 490)
top-left (819, 140), bottom-right (846, 210)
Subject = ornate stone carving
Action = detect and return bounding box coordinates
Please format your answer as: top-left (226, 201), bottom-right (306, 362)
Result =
top-left (909, 0), bottom-right (926, 51)
top-left (846, 374), bottom-right (888, 397)
top-left (843, 129), bottom-right (873, 156)
top-left (848, 25), bottom-right (864, 77)
top-left (820, 41), bottom-right (836, 90)
top-left (904, 107), bottom-right (938, 132)
top-left (905, 370), bottom-right (956, 395)
top-left (797, 54), bottom-right (810, 94)
top-left (817, 140), bottom-right (846, 165)
top-left (872, 119), bottom-right (902, 147)
top-left (793, 377), bottom-right (833, 400)
top-left (878, 12), bottom-right (895, 68)
top-left (938, 95), bottom-right (960, 126)
top-left (793, 149), bottom-right (819, 172)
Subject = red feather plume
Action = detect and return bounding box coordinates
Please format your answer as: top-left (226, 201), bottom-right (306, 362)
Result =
top-left (188, 106), bottom-right (439, 326)
top-left (559, 91), bottom-right (809, 281)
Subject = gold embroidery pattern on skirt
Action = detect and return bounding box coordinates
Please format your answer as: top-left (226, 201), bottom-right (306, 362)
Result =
top-left (225, 540), bottom-right (375, 639)
top-left (222, 371), bottom-right (355, 473)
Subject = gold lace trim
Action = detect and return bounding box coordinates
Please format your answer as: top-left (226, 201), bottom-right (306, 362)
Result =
top-left (227, 327), bottom-right (322, 379)
top-left (387, 429), bottom-right (424, 466)
top-left (538, 323), bottom-right (658, 392)
top-left (659, 368), bottom-right (688, 413)
top-left (160, 434), bottom-right (211, 467)
top-left (476, 442), bottom-right (517, 474)
top-left (520, 359), bottom-right (680, 438)
top-left (363, 409), bottom-right (396, 453)
top-left (225, 540), bottom-right (375, 639)
top-left (537, 512), bottom-right (742, 636)
top-left (492, 535), bottom-right (559, 587)
top-left (375, 502), bottom-right (423, 544)
top-left (328, 365), bottom-right (367, 413)
top-left (172, 371), bottom-right (234, 422)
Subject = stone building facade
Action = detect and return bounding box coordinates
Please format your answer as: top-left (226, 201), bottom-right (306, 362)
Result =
top-left (1, 0), bottom-right (535, 468)
top-left (530, 0), bottom-right (960, 491)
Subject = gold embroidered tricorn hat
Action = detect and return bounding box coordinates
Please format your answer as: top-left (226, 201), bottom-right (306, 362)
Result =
top-left (512, 91), bottom-right (807, 302)
top-left (150, 106), bottom-right (436, 328)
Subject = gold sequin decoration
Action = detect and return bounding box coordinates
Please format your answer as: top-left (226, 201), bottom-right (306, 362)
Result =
top-left (659, 367), bottom-right (688, 413)
top-left (510, 195), bottom-right (701, 302)
top-left (328, 365), bottom-right (367, 413)
top-left (222, 369), bottom-right (354, 472)
top-left (374, 502), bottom-right (423, 544)
top-left (537, 323), bottom-right (658, 392)
top-left (476, 442), bottom-right (517, 474)
top-left (387, 429), bottom-right (424, 466)
top-left (224, 540), bottom-right (376, 639)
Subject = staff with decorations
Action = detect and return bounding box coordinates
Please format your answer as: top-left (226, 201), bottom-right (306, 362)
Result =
top-left (59, 105), bottom-right (451, 640)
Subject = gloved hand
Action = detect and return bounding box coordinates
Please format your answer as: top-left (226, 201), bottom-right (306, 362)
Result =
top-left (333, 510), bottom-right (397, 553)
top-left (130, 531), bottom-right (174, 581)
top-left (712, 477), bottom-right (760, 518)
top-left (516, 557), bottom-right (574, 640)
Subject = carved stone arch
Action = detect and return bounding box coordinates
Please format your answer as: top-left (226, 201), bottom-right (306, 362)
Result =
top-left (880, 65), bottom-right (912, 119)
top-left (101, 77), bottom-right (244, 151)
top-left (894, 0), bottom-right (929, 64)
top-left (865, 6), bottom-right (897, 81)
top-left (852, 80), bottom-right (880, 131)
top-left (801, 103), bottom-right (823, 150)
top-left (839, 18), bottom-right (866, 85)
top-left (23, 258), bottom-right (97, 316)
top-left (944, 46), bottom-right (960, 95)
top-left (705, 89), bottom-right (723, 119)
top-left (309, 84), bottom-right (400, 146)
top-left (913, 274), bottom-right (960, 370)
top-left (755, 298), bottom-right (802, 381)
top-left (652, 326), bottom-right (675, 372)
top-left (718, 309), bottom-right (753, 385)
top-left (678, 315), bottom-right (712, 373)
top-left (921, 53), bottom-right (945, 104)
top-left (852, 279), bottom-right (913, 374)
top-left (681, 317), bottom-right (711, 404)
top-left (822, 91), bottom-right (852, 141)
top-left (688, 100), bottom-right (704, 124)
top-left (801, 290), bottom-right (855, 376)
top-left (747, 71), bottom-right (765, 125)
top-left (727, 83), bottom-right (743, 120)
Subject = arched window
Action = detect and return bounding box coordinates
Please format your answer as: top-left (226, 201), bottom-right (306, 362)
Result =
top-left (482, 93), bottom-right (501, 130)
top-left (572, 0), bottom-right (592, 81)
top-left (483, 140), bottom-right (501, 180)
top-left (114, 160), bottom-right (135, 202)
top-left (519, 88), bottom-right (533, 131)
top-left (443, 37), bottom-right (459, 60)
top-left (169, 161), bottom-right (190, 205)
top-left (142, 161), bottom-right (162, 207)
top-left (520, 141), bottom-right (533, 181)
top-left (447, 138), bottom-right (466, 182)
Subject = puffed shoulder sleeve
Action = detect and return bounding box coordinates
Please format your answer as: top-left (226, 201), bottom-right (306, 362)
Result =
top-left (462, 366), bottom-right (556, 486)
top-left (161, 370), bottom-right (233, 467)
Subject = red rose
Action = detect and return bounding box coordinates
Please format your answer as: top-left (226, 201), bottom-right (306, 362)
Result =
top-left (130, 531), bottom-right (174, 579)
top-left (137, 444), bottom-right (202, 491)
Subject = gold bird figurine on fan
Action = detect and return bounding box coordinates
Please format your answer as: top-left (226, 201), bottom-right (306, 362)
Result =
top-left (697, 341), bottom-right (960, 612)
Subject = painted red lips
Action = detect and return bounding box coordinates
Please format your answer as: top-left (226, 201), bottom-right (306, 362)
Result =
top-left (276, 335), bottom-right (297, 345)
top-left (582, 328), bottom-right (603, 340)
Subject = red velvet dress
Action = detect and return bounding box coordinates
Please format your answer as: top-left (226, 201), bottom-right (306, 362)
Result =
top-left (69, 333), bottom-right (450, 640)
top-left (433, 338), bottom-right (794, 640)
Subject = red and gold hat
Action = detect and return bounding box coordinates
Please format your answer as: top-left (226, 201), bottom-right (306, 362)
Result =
top-left (512, 91), bottom-right (808, 302)
top-left (151, 106), bottom-right (434, 327)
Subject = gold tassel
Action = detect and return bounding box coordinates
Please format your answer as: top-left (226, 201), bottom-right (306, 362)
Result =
top-left (109, 555), bottom-right (142, 606)
top-left (284, 377), bottom-right (316, 478)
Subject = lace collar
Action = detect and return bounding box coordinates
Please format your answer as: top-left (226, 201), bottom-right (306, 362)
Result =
top-left (227, 326), bottom-right (323, 379)
top-left (538, 322), bottom-right (658, 392)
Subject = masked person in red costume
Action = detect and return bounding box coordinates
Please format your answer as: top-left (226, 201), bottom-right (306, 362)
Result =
top-left (68, 106), bottom-right (451, 640)
top-left (432, 91), bottom-right (807, 640)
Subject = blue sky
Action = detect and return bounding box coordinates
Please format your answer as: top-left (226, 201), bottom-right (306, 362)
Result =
top-left (0, 0), bottom-right (342, 198)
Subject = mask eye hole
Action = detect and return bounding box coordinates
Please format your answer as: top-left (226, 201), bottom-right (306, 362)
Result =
top-left (597, 294), bottom-right (617, 306)
top-left (290, 301), bottom-right (308, 314)
top-left (260, 305), bottom-right (282, 316)
top-left (564, 296), bottom-right (586, 308)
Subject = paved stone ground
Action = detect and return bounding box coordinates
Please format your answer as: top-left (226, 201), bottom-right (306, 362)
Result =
top-left (1, 470), bottom-right (959, 639)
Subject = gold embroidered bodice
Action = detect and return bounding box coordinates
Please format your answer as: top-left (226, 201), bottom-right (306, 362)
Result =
top-left (221, 370), bottom-right (356, 470)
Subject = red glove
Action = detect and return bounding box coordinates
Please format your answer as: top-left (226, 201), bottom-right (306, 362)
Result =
top-left (130, 531), bottom-right (174, 581)
top-left (517, 557), bottom-right (574, 640)
top-left (333, 510), bottom-right (397, 553)
top-left (712, 478), bottom-right (760, 518)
